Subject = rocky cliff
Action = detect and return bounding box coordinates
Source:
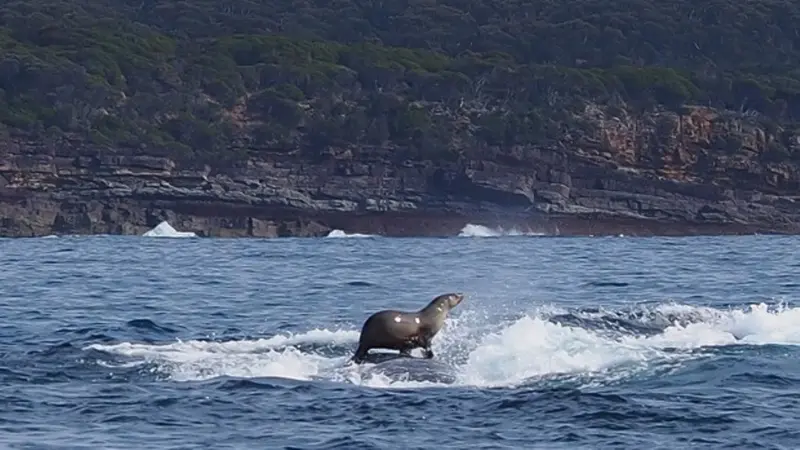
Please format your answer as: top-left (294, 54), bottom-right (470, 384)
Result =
top-left (3, 103), bottom-right (798, 238)
top-left (3, 0), bottom-right (800, 238)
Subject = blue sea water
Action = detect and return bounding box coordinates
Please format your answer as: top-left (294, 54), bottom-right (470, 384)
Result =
top-left (1, 226), bottom-right (800, 449)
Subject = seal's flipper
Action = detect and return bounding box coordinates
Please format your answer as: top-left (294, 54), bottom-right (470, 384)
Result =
top-left (351, 344), bottom-right (369, 364)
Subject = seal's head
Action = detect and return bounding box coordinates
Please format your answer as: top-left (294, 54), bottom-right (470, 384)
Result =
top-left (433, 292), bottom-right (465, 311)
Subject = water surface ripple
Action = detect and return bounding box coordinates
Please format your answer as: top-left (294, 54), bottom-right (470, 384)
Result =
top-left (1, 233), bottom-right (799, 449)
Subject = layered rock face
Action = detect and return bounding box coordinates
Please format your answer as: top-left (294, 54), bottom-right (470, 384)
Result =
top-left (1, 105), bottom-right (799, 238)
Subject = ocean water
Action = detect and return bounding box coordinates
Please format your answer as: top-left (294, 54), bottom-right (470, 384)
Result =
top-left (1, 225), bottom-right (799, 449)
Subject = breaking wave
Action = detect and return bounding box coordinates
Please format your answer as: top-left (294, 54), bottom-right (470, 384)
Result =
top-left (142, 221), bottom-right (197, 238)
top-left (325, 229), bottom-right (376, 238)
top-left (457, 223), bottom-right (547, 238)
top-left (84, 301), bottom-right (800, 390)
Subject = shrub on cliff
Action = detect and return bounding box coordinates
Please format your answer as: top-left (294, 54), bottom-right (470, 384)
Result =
top-left (0, 0), bottom-right (800, 166)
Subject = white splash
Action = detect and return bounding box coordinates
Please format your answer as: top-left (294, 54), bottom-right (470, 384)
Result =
top-left (85, 302), bottom-right (800, 390)
top-left (630, 302), bottom-right (800, 347)
top-left (457, 223), bottom-right (545, 238)
top-left (459, 315), bottom-right (659, 387)
top-left (86, 328), bottom-right (359, 382)
top-left (325, 229), bottom-right (375, 238)
top-left (142, 221), bottom-right (197, 238)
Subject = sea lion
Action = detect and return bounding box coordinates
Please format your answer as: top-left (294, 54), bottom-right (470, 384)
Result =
top-left (350, 292), bottom-right (465, 364)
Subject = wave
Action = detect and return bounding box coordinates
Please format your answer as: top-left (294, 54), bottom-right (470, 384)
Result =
top-left (84, 302), bottom-right (800, 390)
top-left (142, 221), bottom-right (197, 238)
top-left (325, 229), bottom-right (376, 238)
top-left (457, 223), bottom-right (547, 238)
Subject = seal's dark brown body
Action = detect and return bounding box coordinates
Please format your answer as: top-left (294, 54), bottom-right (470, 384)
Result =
top-left (351, 293), bottom-right (464, 364)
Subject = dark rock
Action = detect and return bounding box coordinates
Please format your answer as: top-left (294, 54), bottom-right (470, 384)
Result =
top-left (1, 104), bottom-right (799, 237)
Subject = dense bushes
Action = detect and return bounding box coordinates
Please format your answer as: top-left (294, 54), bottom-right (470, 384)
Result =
top-left (0, 0), bottom-right (799, 163)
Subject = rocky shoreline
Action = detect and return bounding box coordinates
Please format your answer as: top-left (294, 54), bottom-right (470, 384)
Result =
top-left (2, 206), bottom-right (785, 239)
top-left (2, 105), bottom-right (800, 239)
top-left (2, 190), bottom-right (796, 238)
top-left (1, 158), bottom-right (798, 239)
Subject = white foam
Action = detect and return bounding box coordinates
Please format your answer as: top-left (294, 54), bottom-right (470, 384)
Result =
top-left (325, 229), bottom-right (375, 238)
top-left (86, 328), bottom-right (359, 382)
top-left (633, 302), bottom-right (800, 347)
top-left (142, 221), bottom-right (197, 238)
top-left (457, 223), bottom-right (545, 238)
top-left (459, 315), bottom-right (660, 387)
top-left (85, 302), bottom-right (800, 389)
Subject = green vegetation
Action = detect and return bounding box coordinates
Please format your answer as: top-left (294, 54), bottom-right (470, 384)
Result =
top-left (1, 0), bottom-right (800, 165)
